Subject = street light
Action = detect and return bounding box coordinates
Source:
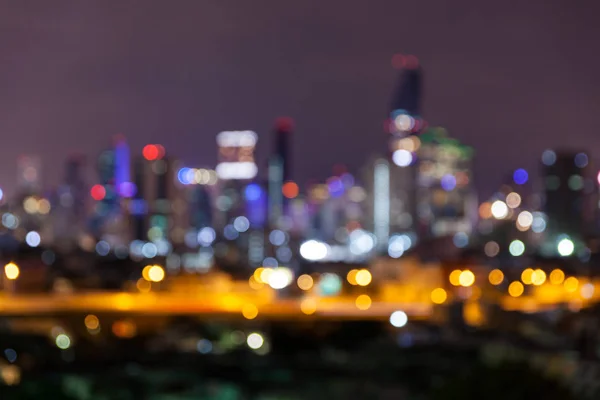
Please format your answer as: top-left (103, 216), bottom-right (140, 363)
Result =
top-left (4, 262), bottom-right (19, 280)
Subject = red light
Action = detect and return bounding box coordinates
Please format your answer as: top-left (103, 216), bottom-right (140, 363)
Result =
top-left (275, 117), bottom-right (294, 133)
top-left (90, 185), bottom-right (106, 201)
top-left (282, 181), bottom-right (299, 199)
top-left (143, 145), bottom-right (159, 160)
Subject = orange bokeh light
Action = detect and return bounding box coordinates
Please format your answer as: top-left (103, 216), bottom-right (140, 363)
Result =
top-left (282, 181), bottom-right (299, 199)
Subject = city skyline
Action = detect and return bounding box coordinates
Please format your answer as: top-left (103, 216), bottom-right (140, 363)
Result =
top-left (1, 1), bottom-right (600, 199)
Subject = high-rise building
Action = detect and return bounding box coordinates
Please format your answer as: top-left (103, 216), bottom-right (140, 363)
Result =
top-left (268, 118), bottom-right (294, 227)
top-left (17, 155), bottom-right (41, 194)
top-left (541, 149), bottom-right (597, 255)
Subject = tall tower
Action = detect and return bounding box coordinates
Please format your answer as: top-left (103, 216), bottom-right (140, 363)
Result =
top-left (268, 117), bottom-right (293, 227)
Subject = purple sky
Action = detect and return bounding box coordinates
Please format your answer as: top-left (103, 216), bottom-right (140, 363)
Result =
top-left (1, 1), bottom-right (599, 198)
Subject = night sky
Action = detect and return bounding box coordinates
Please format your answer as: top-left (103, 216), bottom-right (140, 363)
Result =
top-left (2, 1), bottom-right (599, 199)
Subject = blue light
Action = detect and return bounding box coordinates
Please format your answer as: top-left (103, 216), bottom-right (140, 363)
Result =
top-left (513, 169), bottom-right (528, 185)
top-left (541, 150), bottom-right (556, 166)
top-left (319, 273), bottom-right (342, 296)
top-left (328, 178), bottom-right (344, 198)
top-left (118, 182), bottom-right (137, 198)
top-left (575, 153), bottom-right (588, 168)
top-left (453, 232), bottom-right (469, 248)
top-left (245, 184), bottom-right (262, 201)
top-left (178, 168), bottom-right (192, 185)
top-left (441, 174), bottom-right (456, 191)
top-left (129, 199), bottom-right (148, 215)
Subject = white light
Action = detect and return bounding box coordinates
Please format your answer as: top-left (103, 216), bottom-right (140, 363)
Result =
top-left (55, 333), bottom-right (71, 350)
top-left (394, 114), bottom-right (414, 131)
top-left (233, 216), bottom-right (250, 232)
top-left (215, 162), bottom-right (258, 180)
top-left (373, 160), bottom-right (390, 251)
top-left (509, 240), bottom-right (525, 256)
top-left (557, 238), bottom-right (574, 257)
top-left (349, 230), bottom-right (375, 255)
top-left (531, 212), bottom-right (547, 233)
top-left (390, 311), bottom-right (408, 328)
top-left (247, 332), bottom-right (264, 349)
top-left (517, 211), bottom-right (533, 229)
top-left (491, 201), bottom-right (509, 219)
top-left (2, 213), bottom-right (18, 229)
top-left (299, 240), bottom-right (329, 261)
top-left (25, 231), bottom-right (41, 247)
top-left (267, 267), bottom-right (293, 290)
top-left (388, 236), bottom-right (405, 258)
top-left (392, 149), bottom-right (413, 167)
top-left (581, 283), bottom-right (595, 299)
top-left (197, 227), bottom-right (216, 246)
top-left (141, 242), bottom-right (158, 258)
top-left (216, 130), bottom-right (258, 147)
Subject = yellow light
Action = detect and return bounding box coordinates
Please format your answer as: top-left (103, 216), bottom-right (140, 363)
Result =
top-left (488, 269), bottom-right (504, 285)
top-left (347, 269), bottom-right (358, 285)
top-left (564, 277), bottom-right (579, 293)
top-left (23, 197), bottom-right (39, 214)
top-left (521, 268), bottom-right (534, 285)
top-left (463, 301), bottom-right (484, 326)
top-left (297, 274), bottom-right (314, 291)
top-left (431, 288), bottom-right (447, 304)
top-left (248, 276), bottom-right (263, 290)
top-left (508, 281), bottom-right (524, 297)
top-left (84, 314), bottom-right (100, 330)
top-left (355, 269), bottom-right (372, 286)
top-left (242, 303), bottom-right (258, 320)
top-left (355, 294), bottom-right (372, 310)
top-left (37, 199), bottom-right (51, 215)
top-left (531, 269), bottom-right (546, 286)
top-left (136, 278), bottom-right (151, 293)
top-left (147, 265), bottom-right (165, 282)
top-left (458, 270), bottom-right (475, 287)
top-left (300, 298), bottom-right (317, 315)
top-left (253, 267), bottom-right (265, 283)
top-left (142, 265), bottom-right (152, 281)
top-left (260, 268), bottom-right (273, 284)
top-left (449, 270), bottom-right (462, 286)
top-left (549, 269), bottom-right (565, 285)
top-left (4, 262), bottom-right (19, 280)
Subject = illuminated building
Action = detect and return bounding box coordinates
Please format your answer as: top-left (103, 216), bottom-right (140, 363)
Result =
top-left (54, 154), bottom-right (87, 246)
top-left (17, 155), bottom-right (41, 194)
top-left (541, 149), bottom-right (597, 255)
top-left (130, 145), bottom-right (180, 246)
top-left (268, 118), bottom-right (293, 227)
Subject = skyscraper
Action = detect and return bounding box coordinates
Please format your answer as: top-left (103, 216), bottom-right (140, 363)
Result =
top-left (268, 118), bottom-right (293, 227)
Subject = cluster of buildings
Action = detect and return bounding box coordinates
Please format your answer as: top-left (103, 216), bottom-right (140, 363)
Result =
top-left (0, 58), bottom-right (598, 278)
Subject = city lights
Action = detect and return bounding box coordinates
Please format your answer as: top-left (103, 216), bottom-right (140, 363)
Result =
top-left (531, 269), bottom-right (546, 286)
top-left (355, 294), bottom-right (372, 310)
top-left (508, 281), bottom-right (524, 297)
top-left (490, 200), bottom-right (508, 219)
top-left (505, 192), bottom-right (521, 209)
top-left (299, 240), bottom-right (329, 261)
top-left (147, 265), bottom-right (165, 283)
top-left (557, 238), bottom-right (575, 257)
top-left (355, 269), bottom-right (372, 286)
top-left (509, 240), bottom-right (525, 256)
top-left (4, 263), bottom-right (19, 280)
top-left (521, 268), bottom-right (534, 285)
top-left (246, 332), bottom-right (264, 350)
top-left (297, 274), bottom-right (313, 291)
top-left (392, 149), bottom-right (413, 167)
top-left (549, 269), bottom-right (565, 285)
top-left (390, 311), bottom-right (408, 328)
top-left (25, 231), bottom-right (41, 247)
top-left (458, 270), bottom-right (475, 287)
top-left (55, 333), bottom-right (71, 350)
top-left (449, 270), bottom-right (462, 286)
top-left (564, 277), bottom-right (579, 293)
top-left (488, 269), bottom-right (504, 285)
top-left (430, 288), bottom-right (447, 304)
top-left (513, 169), bottom-right (528, 185)
top-left (242, 303), bottom-right (258, 320)
top-left (517, 211), bottom-right (533, 231)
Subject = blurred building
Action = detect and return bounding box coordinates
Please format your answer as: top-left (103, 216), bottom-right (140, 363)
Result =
top-left (17, 155), bottom-right (41, 195)
top-left (541, 149), bottom-right (597, 255)
top-left (268, 118), bottom-right (293, 227)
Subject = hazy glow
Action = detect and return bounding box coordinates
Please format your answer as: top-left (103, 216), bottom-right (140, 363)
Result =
top-left (267, 267), bottom-right (293, 290)
top-left (449, 270), bottom-right (462, 286)
top-left (355, 294), bottom-right (372, 310)
top-left (517, 211), bottom-right (533, 230)
top-left (297, 274), bottom-right (314, 291)
top-left (392, 149), bottom-right (413, 167)
top-left (390, 311), bottom-right (408, 328)
top-left (557, 238), bottom-right (574, 256)
top-left (4, 263), bottom-right (19, 280)
top-left (216, 162), bottom-right (258, 180)
top-left (531, 269), bottom-right (546, 286)
top-left (491, 201), bottom-right (508, 219)
top-left (355, 269), bottom-right (372, 286)
top-left (242, 303), bottom-right (258, 320)
top-left (299, 240), bottom-right (329, 261)
top-left (216, 130), bottom-right (258, 147)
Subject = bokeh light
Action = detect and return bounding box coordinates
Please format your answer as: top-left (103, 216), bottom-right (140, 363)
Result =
top-left (458, 270), bottom-right (475, 287)
top-left (509, 240), bottom-right (525, 256)
top-left (564, 277), bottom-right (579, 293)
top-left (557, 238), bottom-right (574, 256)
top-left (484, 241), bottom-right (500, 257)
top-left (449, 270), bottom-right (462, 286)
top-left (430, 288), bottom-right (447, 304)
top-left (491, 201), bottom-right (508, 219)
top-left (513, 169), bottom-right (528, 185)
top-left (390, 311), bottom-right (408, 328)
top-left (505, 192), bottom-right (521, 209)
top-left (297, 274), bottom-right (313, 291)
top-left (355, 294), bottom-right (372, 310)
top-left (508, 281), bottom-right (524, 297)
top-left (488, 269), bottom-right (504, 285)
top-left (247, 333), bottom-right (264, 350)
top-left (4, 263), bottom-right (19, 280)
top-left (355, 269), bottom-right (372, 286)
top-left (242, 303), bottom-right (258, 320)
top-left (549, 269), bottom-right (565, 285)
top-left (521, 268), bottom-right (534, 285)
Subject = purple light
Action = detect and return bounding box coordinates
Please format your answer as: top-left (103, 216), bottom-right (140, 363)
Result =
top-left (118, 182), bottom-right (137, 198)
top-left (327, 178), bottom-right (344, 197)
top-left (441, 174), bottom-right (456, 191)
